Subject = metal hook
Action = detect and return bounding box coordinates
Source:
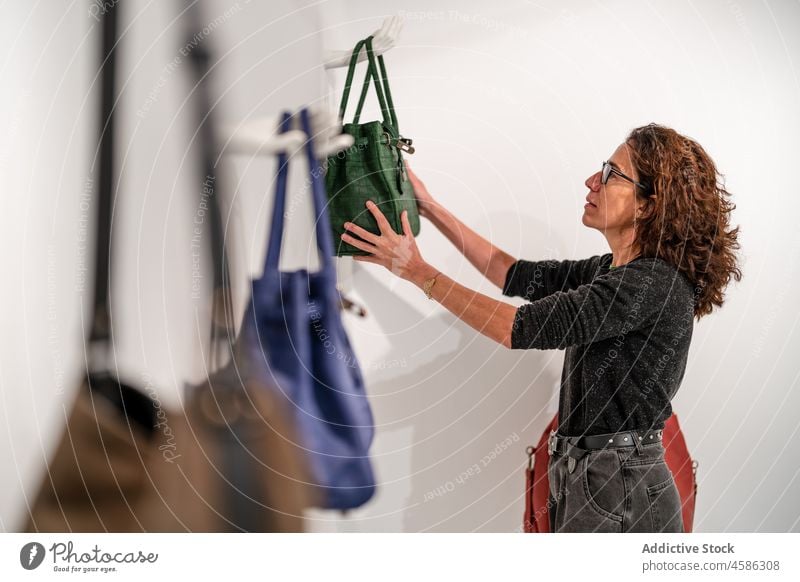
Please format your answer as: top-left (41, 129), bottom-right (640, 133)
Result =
top-left (526, 446), bottom-right (535, 470)
top-left (338, 289), bottom-right (367, 317)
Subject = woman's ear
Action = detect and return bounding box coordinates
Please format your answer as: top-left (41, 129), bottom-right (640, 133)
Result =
top-left (635, 195), bottom-right (655, 218)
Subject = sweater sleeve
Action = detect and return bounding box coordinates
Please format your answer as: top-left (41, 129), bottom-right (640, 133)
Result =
top-left (502, 255), bottom-right (607, 302)
top-left (509, 259), bottom-right (668, 350)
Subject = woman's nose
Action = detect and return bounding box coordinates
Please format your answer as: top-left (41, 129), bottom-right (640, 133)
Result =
top-left (585, 171), bottom-right (602, 191)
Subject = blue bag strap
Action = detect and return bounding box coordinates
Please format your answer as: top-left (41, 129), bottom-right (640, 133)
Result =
top-left (263, 112), bottom-right (292, 273)
top-left (299, 108), bottom-right (336, 264)
top-left (263, 108), bottom-right (334, 273)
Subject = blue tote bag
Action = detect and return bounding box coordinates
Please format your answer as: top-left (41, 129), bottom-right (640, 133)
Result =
top-left (241, 108), bottom-right (376, 510)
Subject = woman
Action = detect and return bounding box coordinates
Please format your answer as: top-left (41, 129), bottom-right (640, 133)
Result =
top-left (340, 123), bottom-right (742, 533)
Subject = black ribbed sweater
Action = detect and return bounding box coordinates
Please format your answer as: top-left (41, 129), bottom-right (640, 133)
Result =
top-left (503, 253), bottom-right (695, 436)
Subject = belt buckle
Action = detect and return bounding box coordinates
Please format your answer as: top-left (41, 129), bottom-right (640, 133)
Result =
top-left (548, 429), bottom-right (557, 455)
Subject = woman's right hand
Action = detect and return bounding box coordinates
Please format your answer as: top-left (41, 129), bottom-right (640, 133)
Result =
top-left (405, 163), bottom-right (438, 219)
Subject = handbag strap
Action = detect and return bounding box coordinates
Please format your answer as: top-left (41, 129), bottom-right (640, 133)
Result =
top-left (88, 0), bottom-right (119, 350)
top-left (338, 38), bottom-right (367, 122)
top-left (263, 109), bottom-right (335, 274)
top-left (299, 108), bottom-right (337, 263)
top-left (357, 36), bottom-right (399, 131)
top-left (524, 445), bottom-right (537, 533)
top-left (339, 36), bottom-right (399, 132)
top-left (263, 113), bottom-right (291, 273)
top-left (184, 2), bottom-right (235, 360)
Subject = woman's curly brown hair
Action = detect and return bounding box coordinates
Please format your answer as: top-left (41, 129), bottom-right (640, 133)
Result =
top-left (625, 123), bottom-right (742, 319)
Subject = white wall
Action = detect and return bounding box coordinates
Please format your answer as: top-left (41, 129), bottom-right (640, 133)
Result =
top-left (2, 0), bottom-right (799, 532)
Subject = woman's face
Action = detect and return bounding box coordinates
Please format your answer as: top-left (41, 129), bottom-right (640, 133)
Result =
top-left (582, 142), bottom-right (646, 234)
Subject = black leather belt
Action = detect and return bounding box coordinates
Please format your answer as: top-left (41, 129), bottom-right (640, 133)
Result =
top-left (548, 428), bottom-right (664, 473)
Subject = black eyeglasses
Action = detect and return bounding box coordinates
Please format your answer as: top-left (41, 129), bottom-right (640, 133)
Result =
top-left (601, 161), bottom-right (649, 193)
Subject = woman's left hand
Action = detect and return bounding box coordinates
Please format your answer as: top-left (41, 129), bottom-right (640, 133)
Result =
top-left (342, 200), bottom-right (429, 282)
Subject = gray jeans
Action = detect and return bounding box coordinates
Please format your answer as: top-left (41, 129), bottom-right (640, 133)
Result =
top-left (547, 438), bottom-right (684, 533)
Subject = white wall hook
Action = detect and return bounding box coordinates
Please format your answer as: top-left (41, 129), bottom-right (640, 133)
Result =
top-left (220, 105), bottom-right (353, 158)
top-left (323, 15), bottom-right (403, 70)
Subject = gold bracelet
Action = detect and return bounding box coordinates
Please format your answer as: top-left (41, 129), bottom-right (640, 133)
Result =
top-left (422, 271), bottom-right (441, 300)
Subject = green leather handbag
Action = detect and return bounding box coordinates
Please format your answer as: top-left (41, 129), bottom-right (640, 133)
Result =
top-left (325, 35), bottom-right (420, 256)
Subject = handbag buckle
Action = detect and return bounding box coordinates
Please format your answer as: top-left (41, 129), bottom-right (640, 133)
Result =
top-left (397, 137), bottom-right (415, 154)
top-left (382, 132), bottom-right (415, 155)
